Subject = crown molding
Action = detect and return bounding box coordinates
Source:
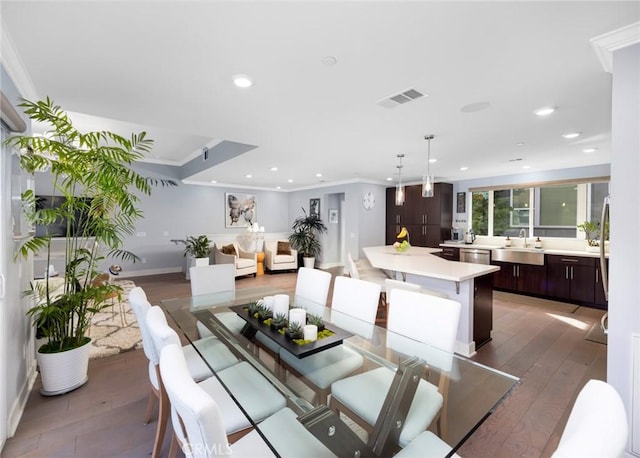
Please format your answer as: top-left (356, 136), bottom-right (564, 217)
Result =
top-left (590, 22), bottom-right (640, 73)
top-left (0, 23), bottom-right (38, 100)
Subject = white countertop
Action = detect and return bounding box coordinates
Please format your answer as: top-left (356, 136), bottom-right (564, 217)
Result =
top-left (363, 246), bottom-right (499, 282)
top-left (439, 242), bottom-right (607, 258)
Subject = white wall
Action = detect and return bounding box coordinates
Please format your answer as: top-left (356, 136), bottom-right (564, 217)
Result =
top-left (607, 42), bottom-right (640, 456)
top-left (0, 69), bottom-right (37, 450)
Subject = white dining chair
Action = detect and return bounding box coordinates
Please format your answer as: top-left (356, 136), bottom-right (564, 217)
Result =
top-left (384, 278), bottom-right (448, 300)
top-left (348, 253), bottom-right (388, 323)
top-left (394, 430), bottom-right (460, 457)
top-left (279, 276), bottom-right (381, 403)
top-left (189, 264), bottom-right (246, 337)
top-left (294, 267), bottom-right (332, 307)
top-left (551, 379), bottom-right (627, 458)
top-left (128, 287), bottom-right (240, 458)
top-left (145, 305), bottom-right (286, 452)
top-left (160, 343), bottom-right (336, 458)
top-left (330, 288), bottom-right (461, 448)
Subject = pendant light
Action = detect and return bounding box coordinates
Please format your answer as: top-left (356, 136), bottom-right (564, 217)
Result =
top-left (395, 154), bottom-right (405, 206)
top-left (422, 134), bottom-right (435, 198)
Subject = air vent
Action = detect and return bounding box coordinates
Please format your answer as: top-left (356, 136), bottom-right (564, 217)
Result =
top-left (377, 88), bottom-right (426, 109)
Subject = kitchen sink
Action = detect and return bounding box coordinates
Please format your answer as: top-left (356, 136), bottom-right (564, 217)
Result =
top-left (492, 247), bottom-right (545, 265)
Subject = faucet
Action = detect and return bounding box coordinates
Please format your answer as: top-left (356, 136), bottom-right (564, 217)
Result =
top-left (519, 228), bottom-right (528, 247)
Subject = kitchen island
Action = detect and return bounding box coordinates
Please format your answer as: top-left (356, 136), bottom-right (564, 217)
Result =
top-left (363, 245), bottom-right (499, 356)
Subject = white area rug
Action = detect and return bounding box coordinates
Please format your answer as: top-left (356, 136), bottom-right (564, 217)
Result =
top-left (89, 280), bottom-right (143, 359)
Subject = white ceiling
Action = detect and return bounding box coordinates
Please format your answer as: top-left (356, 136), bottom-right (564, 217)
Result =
top-left (2, 1), bottom-right (638, 190)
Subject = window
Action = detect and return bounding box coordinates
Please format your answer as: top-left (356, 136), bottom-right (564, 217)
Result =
top-left (468, 179), bottom-right (609, 239)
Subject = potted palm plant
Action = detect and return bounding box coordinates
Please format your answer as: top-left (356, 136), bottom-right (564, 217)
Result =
top-left (7, 97), bottom-right (175, 395)
top-left (288, 207), bottom-right (328, 268)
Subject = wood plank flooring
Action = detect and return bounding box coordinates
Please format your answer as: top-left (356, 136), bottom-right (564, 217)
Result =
top-left (2, 272), bottom-right (606, 457)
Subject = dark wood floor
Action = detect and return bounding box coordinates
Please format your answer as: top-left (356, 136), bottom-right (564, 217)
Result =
top-left (2, 271), bottom-right (606, 457)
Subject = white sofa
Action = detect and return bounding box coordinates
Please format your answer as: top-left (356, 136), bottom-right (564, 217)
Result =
top-left (264, 240), bottom-right (298, 273)
top-left (213, 242), bottom-right (257, 278)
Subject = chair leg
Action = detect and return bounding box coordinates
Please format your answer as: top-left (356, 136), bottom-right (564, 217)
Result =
top-left (168, 432), bottom-right (180, 458)
top-left (144, 388), bottom-right (156, 424)
top-left (152, 386), bottom-right (170, 458)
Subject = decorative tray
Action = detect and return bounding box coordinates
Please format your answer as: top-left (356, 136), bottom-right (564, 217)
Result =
top-left (230, 304), bottom-right (353, 359)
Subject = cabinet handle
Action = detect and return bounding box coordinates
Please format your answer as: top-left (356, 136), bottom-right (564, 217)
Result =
top-left (513, 266), bottom-right (516, 277)
top-left (565, 266), bottom-right (569, 279)
top-left (570, 266), bottom-right (574, 280)
top-left (517, 265), bottom-right (520, 277)
top-left (596, 269), bottom-right (599, 283)
top-left (561, 258), bottom-right (579, 263)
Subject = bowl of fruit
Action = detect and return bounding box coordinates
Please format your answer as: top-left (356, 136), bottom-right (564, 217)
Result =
top-left (393, 227), bottom-right (410, 252)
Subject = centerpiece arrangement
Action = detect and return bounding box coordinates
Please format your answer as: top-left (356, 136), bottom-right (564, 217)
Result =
top-left (233, 299), bottom-right (351, 358)
top-left (393, 226), bottom-right (410, 252)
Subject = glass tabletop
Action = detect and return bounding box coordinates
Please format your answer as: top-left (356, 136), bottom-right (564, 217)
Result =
top-left (161, 286), bottom-right (519, 457)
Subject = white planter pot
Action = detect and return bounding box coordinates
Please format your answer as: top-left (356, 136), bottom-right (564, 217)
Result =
top-left (194, 257), bottom-right (210, 267)
top-left (303, 257), bottom-right (316, 268)
top-left (37, 339), bottom-right (91, 396)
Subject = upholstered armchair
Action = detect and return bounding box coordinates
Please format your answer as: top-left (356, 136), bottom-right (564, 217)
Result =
top-left (213, 242), bottom-right (257, 278)
top-left (264, 240), bottom-right (298, 273)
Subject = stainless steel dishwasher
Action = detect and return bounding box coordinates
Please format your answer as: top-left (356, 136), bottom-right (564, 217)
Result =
top-left (460, 248), bottom-right (491, 264)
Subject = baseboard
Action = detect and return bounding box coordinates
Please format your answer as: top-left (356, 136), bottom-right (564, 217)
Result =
top-left (318, 262), bottom-right (344, 270)
top-left (7, 358), bottom-right (37, 438)
top-left (119, 266), bottom-right (182, 278)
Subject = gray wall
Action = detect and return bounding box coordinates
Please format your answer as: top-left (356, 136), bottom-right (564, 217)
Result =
top-left (287, 182), bottom-right (387, 266)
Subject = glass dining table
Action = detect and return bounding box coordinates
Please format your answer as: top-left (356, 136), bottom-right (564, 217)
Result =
top-left (161, 286), bottom-right (519, 457)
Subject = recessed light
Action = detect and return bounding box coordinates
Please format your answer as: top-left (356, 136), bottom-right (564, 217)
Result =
top-left (245, 174), bottom-right (252, 178)
top-left (534, 106), bottom-right (556, 116)
top-left (429, 158), bottom-right (437, 164)
top-left (210, 180), bottom-right (217, 184)
top-left (516, 142), bottom-right (526, 147)
top-left (270, 166), bottom-right (278, 172)
top-left (522, 165), bottom-right (531, 169)
top-left (276, 186), bottom-right (281, 190)
top-left (460, 101), bottom-right (491, 113)
top-left (583, 147), bottom-right (598, 153)
top-left (563, 132), bottom-right (581, 139)
top-left (287, 179), bottom-right (293, 183)
top-left (315, 173), bottom-right (322, 178)
top-left (322, 56), bottom-right (337, 66)
top-left (386, 177), bottom-right (393, 181)
top-left (460, 166), bottom-right (469, 171)
top-left (233, 74), bottom-right (253, 88)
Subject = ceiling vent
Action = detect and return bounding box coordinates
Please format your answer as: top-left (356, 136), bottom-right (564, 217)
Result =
top-left (377, 88), bottom-right (426, 109)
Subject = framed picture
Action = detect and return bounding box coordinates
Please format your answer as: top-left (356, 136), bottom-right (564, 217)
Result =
top-left (457, 192), bottom-right (466, 213)
top-left (225, 193), bottom-right (257, 227)
top-left (310, 198), bottom-right (320, 217)
top-left (329, 209), bottom-right (338, 224)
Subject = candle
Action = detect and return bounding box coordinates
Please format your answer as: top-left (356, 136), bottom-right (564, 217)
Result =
top-left (289, 308), bottom-right (307, 328)
top-left (260, 296), bottom-right (274, 312)
top-left (273, 294), bottom-right (290, 318)
top-left (304, 324), bottom-right (318, 342)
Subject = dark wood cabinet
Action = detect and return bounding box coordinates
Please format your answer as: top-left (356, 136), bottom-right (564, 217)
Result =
top-left (473, 274), bottom-right (493, 349)
top-left (439, 246), bottom-right (460, 261)
top-left (546, 255), bottom-right (596, 304)
top-left (594, 259), bottom-right (608, 308)
top-left (385, 183), bottom-right (453, 247)
top-left (492, 261), bottom-right (546, 295)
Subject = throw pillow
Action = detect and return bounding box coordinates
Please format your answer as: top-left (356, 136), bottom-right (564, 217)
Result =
top-left (277, 241), bottom-right (291, 255)
top-left (221, 244), bottom-right (237, 256)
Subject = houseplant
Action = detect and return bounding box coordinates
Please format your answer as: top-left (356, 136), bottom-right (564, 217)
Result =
top-left (577, 221), bottom-right (600, 252)
top-left (7, 97), bottom-right (175, 395)
top-left (182, 235), bottom-right (212, 266)
top-left (288, 207), bottom-right (327, 268)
